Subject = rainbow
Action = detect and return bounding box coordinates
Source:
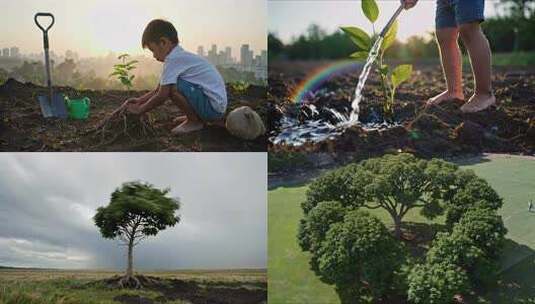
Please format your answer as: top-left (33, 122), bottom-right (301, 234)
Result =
top-left (290, 60), bottom-right (362, 104)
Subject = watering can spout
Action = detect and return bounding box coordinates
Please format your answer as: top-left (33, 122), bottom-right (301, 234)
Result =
top-left (379, 4), bottom-right (404, 38)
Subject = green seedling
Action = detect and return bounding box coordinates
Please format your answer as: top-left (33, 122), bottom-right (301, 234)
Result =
top-left (341, 0), bottom-right (412, 121)
top-left (109, 54), bottom-right (138, 91)
top-left (229, 81), bottom-right (250, 95)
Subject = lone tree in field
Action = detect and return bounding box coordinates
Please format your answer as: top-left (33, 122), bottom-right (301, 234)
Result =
top-left (94, 181), bottom-right (180, 288)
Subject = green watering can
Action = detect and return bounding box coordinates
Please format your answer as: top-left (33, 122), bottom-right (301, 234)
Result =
top-left (67, 97), bottom-right (91, 120)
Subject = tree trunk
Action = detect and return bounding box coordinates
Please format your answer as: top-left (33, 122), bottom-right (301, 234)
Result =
top-left (126, 239), bottom-right (134, 277)
top-left (393, 215), bottom-right (402, 239)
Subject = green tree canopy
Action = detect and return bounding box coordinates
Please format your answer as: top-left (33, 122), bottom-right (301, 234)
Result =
top-left (446, 173), bottom-right (503, 227)
top-left (304, 153), bottom-right (460, 238)
top-left (299, 207), bottom-right (406, 303)
top-left (453, 207), bottom-right (507, 258)
top-left (408, 262), bottom-right (469, 304)
top-left (301, 154), bottom-right (506, 302)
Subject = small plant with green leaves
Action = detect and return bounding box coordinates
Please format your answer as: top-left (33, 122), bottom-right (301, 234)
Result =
top-left (229, 81), bottom-right (251, 95)
top-left (341, 0), bottom-right (412, 121)
top-left (109, 54), bottom-right (138, 91)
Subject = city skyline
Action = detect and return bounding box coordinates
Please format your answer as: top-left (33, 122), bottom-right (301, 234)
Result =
top-left (196, 43), bottom-right (267, 65)
top-left (196, 43), bottom-right (267, 80)
top-left (0, 42), bottom-right (268, 83)
top-left (0, 43), bottom-right (267, 63)
top-left (0, 0), bottom-right (267, 58)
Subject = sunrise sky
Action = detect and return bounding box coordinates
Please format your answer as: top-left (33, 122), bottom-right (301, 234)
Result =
top-left (0, 0), bottom-right (267, 58)
top-left (269, 0), bottom-right (500, 43)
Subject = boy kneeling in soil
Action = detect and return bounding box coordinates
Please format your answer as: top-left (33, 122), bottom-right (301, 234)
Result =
top-left (402, 0), bottom-right (495, 113)
top-left (125, 19), bottom-right (227, 133)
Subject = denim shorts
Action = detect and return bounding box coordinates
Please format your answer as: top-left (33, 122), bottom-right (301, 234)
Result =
top-left (436, 0), bottom-right (485, 29)
top-left (177, 78), bottom-right (224, 121)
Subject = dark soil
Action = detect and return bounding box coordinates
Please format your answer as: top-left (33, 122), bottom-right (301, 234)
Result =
top-left (97, 275), bottom-right (266, 304)
top-left (269, 61), bottom-right (535, 157)
top-left (0, 79), bottom-right (267, 151)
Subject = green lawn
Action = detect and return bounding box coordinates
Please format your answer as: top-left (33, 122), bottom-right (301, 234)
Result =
top-left (491, 51), bottom-right (535, 67)
top-left (460, 51), bottom-right (535, 67)
top-left (268, 154), bottom-right (535, 304)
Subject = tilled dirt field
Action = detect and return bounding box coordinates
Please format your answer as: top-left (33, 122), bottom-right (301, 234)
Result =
top-left (0, 79), bottom-right (267, 151)
top-left (269, 61), bottom-right (535, 157)
top-left (104, 276), bottom-right (266, 304)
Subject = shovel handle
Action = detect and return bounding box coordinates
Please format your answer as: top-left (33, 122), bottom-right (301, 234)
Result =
top-left (34, 13), bottom-right (55, 33)
top-left (35, 13), bottom-right (55, 95)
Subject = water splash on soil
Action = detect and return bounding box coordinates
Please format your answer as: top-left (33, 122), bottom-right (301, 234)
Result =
top-left (271, 37), bottom-right (394, 146)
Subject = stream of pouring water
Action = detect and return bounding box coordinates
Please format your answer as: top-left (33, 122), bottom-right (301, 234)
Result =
top-left (271, 37), bottom-right (387, 146)
top-left (348, 36), bottom-right (384, 124)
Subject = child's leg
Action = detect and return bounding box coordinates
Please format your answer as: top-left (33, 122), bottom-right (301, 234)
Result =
top-left (428, 27), bottom-right (465, 105)
top-left (169, 87), bottom-right (204, 134)
top-left (458, 22), bottom-right (495, 113)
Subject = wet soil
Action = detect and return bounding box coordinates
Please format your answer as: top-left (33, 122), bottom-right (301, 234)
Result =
top-left (0, 79), bottom-right (267, 151)
top-left (97, 275), bottom-right (266, 304)
top-left (269, 61), bottom-right (535, 157)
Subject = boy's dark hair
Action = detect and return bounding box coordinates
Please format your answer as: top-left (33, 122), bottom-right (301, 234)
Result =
top-left (142, 19), bottom-right (179, 48)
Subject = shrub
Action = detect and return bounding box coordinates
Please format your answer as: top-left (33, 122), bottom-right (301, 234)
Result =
top-left (300, 209), bottom-right (407, 302)
top-left (408, 262), bottom-right (469, 304)
top-left (446, 174), bottom-right (503, 227)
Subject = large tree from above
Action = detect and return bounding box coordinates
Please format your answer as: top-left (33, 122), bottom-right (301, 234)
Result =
top-left (94, 181), bottom-right (180, 288)
top-left (303, 153), bottom-right (495, 238)
top-left (300, 154), bottom-right (505, 302)
top-left (304, 154), bottom-right (456, 238)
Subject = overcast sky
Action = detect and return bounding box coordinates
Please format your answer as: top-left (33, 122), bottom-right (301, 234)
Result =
top-left (0, 0), bottom-right (267, 58)
top-left (0, 153), bottom-right (266, 270)
top-left (269, 0), bottom-right (499, 43)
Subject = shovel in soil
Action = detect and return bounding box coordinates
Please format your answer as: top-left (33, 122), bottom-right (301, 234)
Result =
top-left (34, 12), bottom-right (67, 118)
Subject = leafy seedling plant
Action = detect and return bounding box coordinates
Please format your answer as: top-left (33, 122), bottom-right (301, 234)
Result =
top-left (109, 54), bottom-right (138, 91)
top-left (91, 54), bottom-right (154, 146)
top-left (341, 0), bottom-right (412, 121)
top-left (229, 80), bottom-right (251, 95)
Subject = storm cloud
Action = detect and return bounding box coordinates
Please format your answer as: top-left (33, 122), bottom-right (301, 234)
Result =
top-left (0, 153), bottom-right (266, 270)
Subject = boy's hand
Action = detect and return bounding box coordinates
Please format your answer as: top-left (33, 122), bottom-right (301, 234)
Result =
top-left (401, 0), bottom-right (418, 9)
top-left (126, 103), bottom-right (144, 115)
top-left (124, 97), bottom-right (141, 105)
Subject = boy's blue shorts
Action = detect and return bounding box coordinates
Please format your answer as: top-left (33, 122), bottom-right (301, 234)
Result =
top-left (436, 0), bottom-right (485, 29)
top-left (177, 78), bottom-right (224, 121)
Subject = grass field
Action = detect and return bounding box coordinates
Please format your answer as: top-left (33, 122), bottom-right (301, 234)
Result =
top-left (268, 154), bottom-right (535, 304)
top-left (459, 51), bottom-right (535, 67)
top-left (0, 269), bottom-right (267, 304)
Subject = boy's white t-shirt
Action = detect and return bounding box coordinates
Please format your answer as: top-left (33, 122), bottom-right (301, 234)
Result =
top-left (160, 45), bottom-right (227, 113)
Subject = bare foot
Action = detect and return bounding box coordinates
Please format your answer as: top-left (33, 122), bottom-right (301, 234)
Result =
top-left (173, 115), bottom-right (187, 124)
top-left (426, 90), bottom-right (465, 106)
top-left (206, 118), bottom-right (226, 128)
top-left (171, 119), bottom-right (204, 134)
top-left (460, 93), bottom-right (496, 113)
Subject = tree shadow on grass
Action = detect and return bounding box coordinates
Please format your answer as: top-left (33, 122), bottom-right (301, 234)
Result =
top-left (467, 239), bottom-right (535, 303)
top-left (451, 153), bottom-right (492, 166)
top-left (398, 221), bottom-right (448, 260)
top-left (268, 167), bottom-right (329, 190)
